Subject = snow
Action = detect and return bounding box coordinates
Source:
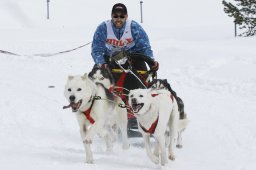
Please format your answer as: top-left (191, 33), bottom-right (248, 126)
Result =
top-left (1, 0), bottom-right (256, 170)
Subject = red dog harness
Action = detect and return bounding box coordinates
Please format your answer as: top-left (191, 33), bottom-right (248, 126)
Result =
top-left (83, 96), bottom-right (95, 124)
top-left (139, 93), bottom-right (174, 134)
top-left (139, 116), bottom-right (159, 134)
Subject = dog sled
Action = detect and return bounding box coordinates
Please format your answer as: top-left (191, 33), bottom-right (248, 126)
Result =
top-left (89, 50), bottom-right (185, 137)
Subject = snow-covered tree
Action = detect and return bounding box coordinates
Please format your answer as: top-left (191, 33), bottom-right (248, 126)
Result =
top-left (223, 0), bottom-right (256, 36)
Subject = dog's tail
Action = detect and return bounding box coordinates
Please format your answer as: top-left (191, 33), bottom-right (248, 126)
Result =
top-left (178, 116), bottom-right (189, 132)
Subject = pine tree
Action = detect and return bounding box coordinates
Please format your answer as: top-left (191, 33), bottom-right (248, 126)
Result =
top-left (223, 0), bottom-right (256, 36)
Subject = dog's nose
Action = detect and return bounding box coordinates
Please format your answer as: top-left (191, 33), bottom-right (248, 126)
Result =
top-left (69, 95), bottom-right (75, 102)
top-left (131, 98), bottom-right (137, 104)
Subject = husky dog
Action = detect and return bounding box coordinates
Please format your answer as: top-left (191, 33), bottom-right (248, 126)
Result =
top-left (128, 89), bottom-right (188, 166)
top-left (149, 79), bottom-right (189, 148)
top-left (63, 74), bottom-right (129, 164)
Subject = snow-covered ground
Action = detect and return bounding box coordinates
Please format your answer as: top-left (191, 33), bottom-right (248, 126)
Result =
top-left (1, 0), bottom-right (256, 170)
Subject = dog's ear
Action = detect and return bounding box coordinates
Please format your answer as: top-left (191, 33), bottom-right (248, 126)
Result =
top-left (163, 79), bottom-right (169, 87)
top-left (68, 75), bottom-right (74, 80)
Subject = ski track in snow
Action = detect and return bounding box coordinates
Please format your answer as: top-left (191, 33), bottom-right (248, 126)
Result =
top-left (165, 53), bottom-right (256, 99)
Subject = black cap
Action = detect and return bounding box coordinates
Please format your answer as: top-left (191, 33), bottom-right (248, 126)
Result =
top-left (111, 3), bottom-right (127, 15)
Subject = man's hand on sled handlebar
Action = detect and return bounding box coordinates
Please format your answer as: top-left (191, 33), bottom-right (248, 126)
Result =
top-left (150, 61), bottom-right (159, 71)
top-left (101, 63), bottom-right (108, 69)
top-left (94, 63), bottom-right (108, 69)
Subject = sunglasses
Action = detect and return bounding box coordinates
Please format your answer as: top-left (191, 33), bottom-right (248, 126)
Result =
top-left (113, 15), bottom-right (125, 19)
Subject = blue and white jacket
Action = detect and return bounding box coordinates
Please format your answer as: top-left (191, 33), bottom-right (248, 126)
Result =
top-left (91, 19), bottom-right (154, 64)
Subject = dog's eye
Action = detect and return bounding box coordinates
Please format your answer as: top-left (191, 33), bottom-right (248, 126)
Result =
top-left (130, 94), bottom-right (134, 98)
top-left (77, 88), bottom-right (82, 91)
top-left (68, 88), bottom-right (71, 92)
top-left (99, 77), bottom-right (105, 80)
top-left (139, 95), bottom-right (143, 97)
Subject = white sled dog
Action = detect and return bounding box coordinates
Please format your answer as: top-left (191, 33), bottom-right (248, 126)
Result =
top-left (128, 88), bottom-right (188, 166)
top-left (63, 74), bottom-right (129, 164)
top-left (149, 79), bottom-right (189, 148)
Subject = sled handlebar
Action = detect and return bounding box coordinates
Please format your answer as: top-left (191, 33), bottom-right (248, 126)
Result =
top-left (128, 53), bottom-right (157, 79)
top-left (128, 52), bottom-right (155, 67)
top-left (110, 51), bottom-right (155, 67)
top-left (110, 51), bottom-right (157, 79)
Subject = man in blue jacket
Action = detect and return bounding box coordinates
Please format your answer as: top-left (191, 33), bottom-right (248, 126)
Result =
top-left (91, 3), bottom-right (159, 92)
top-left (91, 3), bottom-right (158, 71)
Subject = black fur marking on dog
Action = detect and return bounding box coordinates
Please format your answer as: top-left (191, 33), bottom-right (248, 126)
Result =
top-left (95, 82), bottom-right (115, 101)
top-left (149, 79), bottom-right (186, 119)
top-left (88, 65), bottom-right (115, 85)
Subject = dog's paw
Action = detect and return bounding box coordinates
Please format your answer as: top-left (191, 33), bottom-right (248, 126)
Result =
top-left (161, 155), bottom-right (168, 166)
top-left (168, 154), bottom-right (176, 161)
top-left (176, 144), bottom-right (183, 149)
top-left (150, 156), bottom-right (159, 164)
top-left (161, 160), bottom-right (167, 166)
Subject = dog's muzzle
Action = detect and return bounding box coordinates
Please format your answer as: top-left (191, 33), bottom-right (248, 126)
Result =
top-left (130, 98), bottom-right (144, 114)
top-left (63, 99), bottom-right (83, 112)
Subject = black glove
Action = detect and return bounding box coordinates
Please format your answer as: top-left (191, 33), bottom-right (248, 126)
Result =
top-left (95, 63), bottom-right (108, 69)
top-left (100, 63), bottom-right (108, 69)
top-left (150, 61), bottom-right (159, 71)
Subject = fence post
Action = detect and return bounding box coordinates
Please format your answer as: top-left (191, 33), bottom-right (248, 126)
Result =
top-left (47, 0), bottom-right (50, 19)
top-left (234, 22), bottom-right (237, 37)
top-left (140, 1), bottom-right (143, 23)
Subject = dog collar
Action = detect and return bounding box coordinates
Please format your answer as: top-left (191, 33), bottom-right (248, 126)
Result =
top-left (139, 116), bottom-right (159, 134)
